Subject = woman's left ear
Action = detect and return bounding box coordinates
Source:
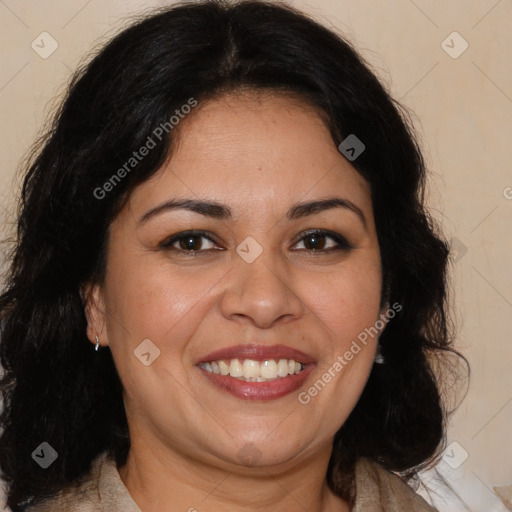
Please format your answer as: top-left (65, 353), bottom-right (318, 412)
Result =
top-left (80, 282), bottom-right (108, 347)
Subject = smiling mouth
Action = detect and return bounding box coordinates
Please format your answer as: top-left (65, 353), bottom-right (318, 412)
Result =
top-left (198, 358), bottom-right (307, 382)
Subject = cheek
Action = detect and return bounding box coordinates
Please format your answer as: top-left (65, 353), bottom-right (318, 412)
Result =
top-left (301, 260), bottom-right (382, 344)
top-left (104, 254), bottom-right (222, 343)
top-left (296, 263), bottom-right (382, 430)
top-left (103, 257), bottom-right (212, 398)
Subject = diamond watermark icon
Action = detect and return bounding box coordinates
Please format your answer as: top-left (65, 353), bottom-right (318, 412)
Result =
top-left (236, 236), bottom-right (263, 263)
top-left (32, 442), bottom-right (58, 469)
top-left (338, 134), bottom-right (365, 161)
top-left (134, 338), bottom-right (161, 366)
top-left (31, 32), bottom-right (59, 59)
top-left (237, 443), bottom-right (263, 466)
top-left (441, 32), bottom-right (468, 59)
top-left (442, 441), bottom-right (468, 469)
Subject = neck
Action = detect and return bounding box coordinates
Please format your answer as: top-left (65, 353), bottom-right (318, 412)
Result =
top-left (117, 438), bottom-right (351, 512)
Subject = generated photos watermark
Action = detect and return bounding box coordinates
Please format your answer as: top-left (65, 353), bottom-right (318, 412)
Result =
top-left (93, 98), bottom-right (198, 200)
top-left (298, 301), bottom-right (402, 404)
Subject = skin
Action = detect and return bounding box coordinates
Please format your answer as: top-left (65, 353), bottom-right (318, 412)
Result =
top-left (84, 90), bottom-right (387, 512)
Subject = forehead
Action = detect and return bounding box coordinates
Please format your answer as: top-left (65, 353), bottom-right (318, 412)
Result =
top-left (126, 90), bottom-right (372, 221)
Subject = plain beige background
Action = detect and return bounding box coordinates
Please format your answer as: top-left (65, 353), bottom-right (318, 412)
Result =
top-left (0, 1), bottom-right (511, 511)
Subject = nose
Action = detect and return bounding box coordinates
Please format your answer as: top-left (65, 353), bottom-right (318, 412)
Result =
top-left (219, 249), bottom-right (305, 329)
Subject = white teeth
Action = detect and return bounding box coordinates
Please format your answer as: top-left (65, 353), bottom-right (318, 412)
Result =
top-left (200, 357), bottom-right (306, 381)
top-left (218, 360), bottom-right (229, 375)
top-left (277, 359), bottom-right (289, 377)
top-left (242, 359), bottom-right (260, 378)
top-left (229, 359), bottom-right (243, 377)
top-left (261, 360), bottom-right (278, 379)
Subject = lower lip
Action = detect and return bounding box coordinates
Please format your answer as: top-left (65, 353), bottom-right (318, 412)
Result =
top-left (198, 364), bottom-right (315, 400)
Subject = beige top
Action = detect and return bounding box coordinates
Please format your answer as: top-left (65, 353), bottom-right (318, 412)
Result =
top-left (24, 451), bottom-right (438, 511)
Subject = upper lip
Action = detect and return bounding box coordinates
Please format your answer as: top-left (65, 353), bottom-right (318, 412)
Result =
top-left (197, 344), bottom-right (315, 364)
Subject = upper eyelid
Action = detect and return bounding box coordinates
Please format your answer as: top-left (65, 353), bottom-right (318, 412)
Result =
top-left (291, 229), bottom-right (347, 243)
top-left (161, 231), bottom-right (219, 248)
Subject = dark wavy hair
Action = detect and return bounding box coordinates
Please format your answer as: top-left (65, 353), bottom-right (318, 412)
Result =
top-left (0, 0), bottom-right (469, 509)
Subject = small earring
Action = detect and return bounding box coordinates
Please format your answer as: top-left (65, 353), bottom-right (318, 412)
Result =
top-left (374, 341), bottom-right (385, 364)
top-left (95, 335), bottom-right (100, 351)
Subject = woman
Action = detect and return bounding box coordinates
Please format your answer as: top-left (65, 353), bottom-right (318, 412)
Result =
top-left (0, 1), bottom-right (468, 510)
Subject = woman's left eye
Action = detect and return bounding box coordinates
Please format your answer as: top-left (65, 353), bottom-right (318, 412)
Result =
top-left (292, 230), bottom-right (353, 253)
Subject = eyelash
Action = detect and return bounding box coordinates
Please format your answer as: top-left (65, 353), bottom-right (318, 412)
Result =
top-left (159, 229), bottom-right (354, 256)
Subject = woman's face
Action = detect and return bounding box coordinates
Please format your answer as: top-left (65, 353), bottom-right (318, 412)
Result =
top-left (86, 91), bottom-right (385, 471)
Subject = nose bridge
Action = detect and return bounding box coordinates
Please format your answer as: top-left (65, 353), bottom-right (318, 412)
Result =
top-left (238, 246), bottom-right (284, 294)
top-left (220, 238), bottom-right (304, 327)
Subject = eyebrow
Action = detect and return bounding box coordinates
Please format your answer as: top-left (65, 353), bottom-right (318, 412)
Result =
top-left (138, 197), bottom-right (367, 229)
